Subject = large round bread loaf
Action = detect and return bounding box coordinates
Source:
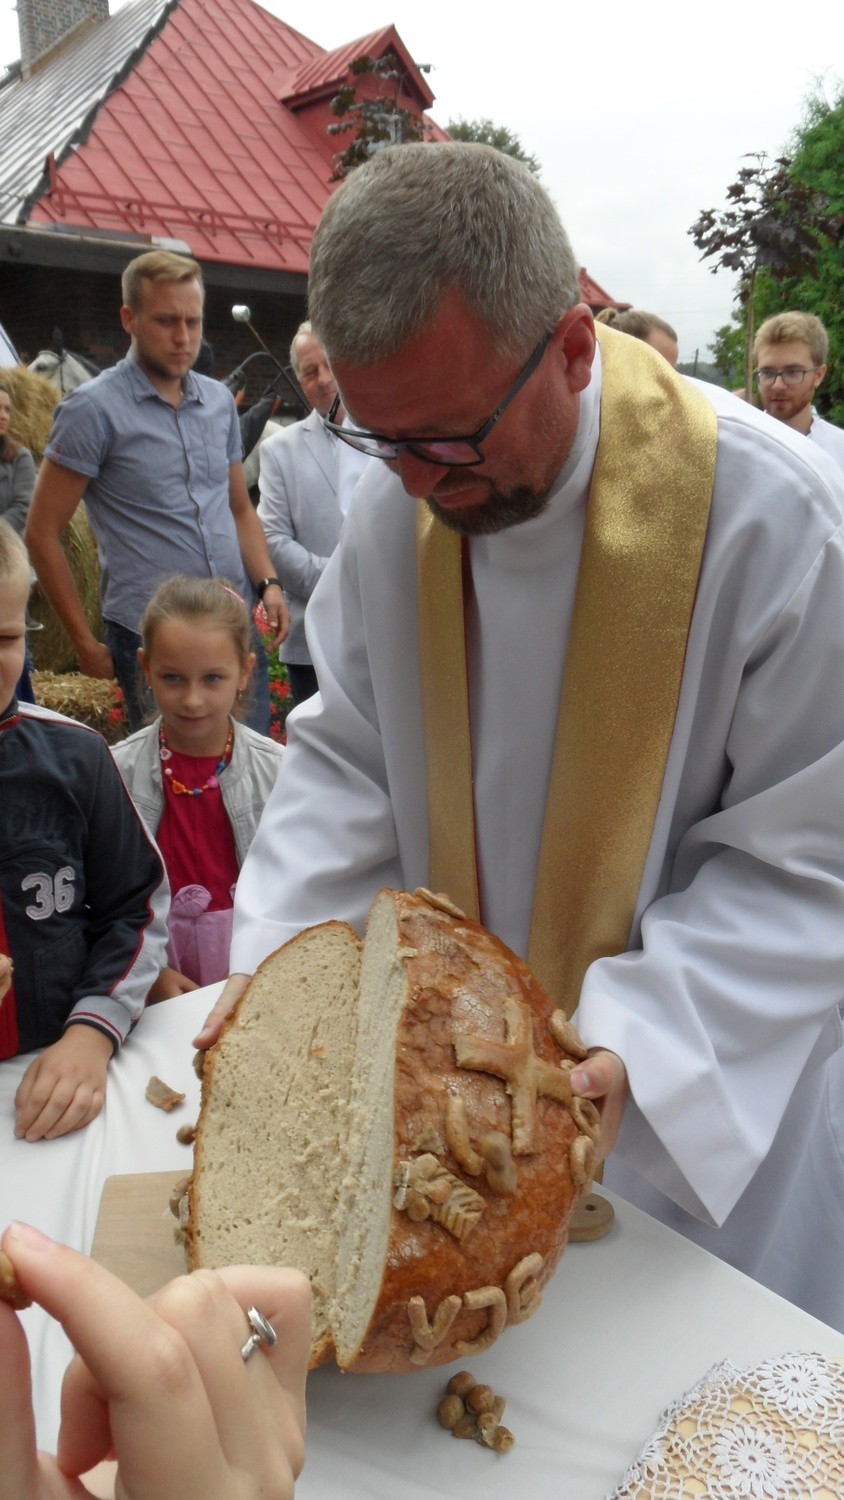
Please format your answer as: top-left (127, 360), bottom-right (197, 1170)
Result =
top-left (187, 888), bottom-right (597, 1373)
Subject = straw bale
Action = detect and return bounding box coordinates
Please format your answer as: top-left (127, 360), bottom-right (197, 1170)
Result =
top-left (0, 369), bottom-right (105, 671)
top-left (0, 366), bottom-right (58, 462)
top-left (29, 507), bottom-right (102, 672)
top-left (31, 671), bottom-right (127, 745)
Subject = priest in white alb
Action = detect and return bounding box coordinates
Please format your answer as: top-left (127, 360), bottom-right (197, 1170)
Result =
top-left (199, 143), bottom-right (844, 1332)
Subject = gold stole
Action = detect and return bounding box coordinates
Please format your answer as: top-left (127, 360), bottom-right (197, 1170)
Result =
top-left (416, 324), bottom-right (717, 1015)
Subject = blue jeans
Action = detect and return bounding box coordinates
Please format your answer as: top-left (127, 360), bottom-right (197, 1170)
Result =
top-left (103, 619), bottom-right (151, 733)
top-left (104, 618), bottom-right (272, 737)
top-left (16, 643), bottom-right (36, 704)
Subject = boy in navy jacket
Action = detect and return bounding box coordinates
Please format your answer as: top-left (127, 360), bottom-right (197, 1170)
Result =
top-left (0, 519), bottom-right (168, 1140)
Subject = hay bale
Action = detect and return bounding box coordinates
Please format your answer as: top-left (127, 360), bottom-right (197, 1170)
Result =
top-left (0, 365), bottom-right (58, 462)
top-left (0, 366), bottom-right (101, 670)
top-left (32, 671), bottom-right (127, 745)
top-left (29, 507), bottom-right (103, 673)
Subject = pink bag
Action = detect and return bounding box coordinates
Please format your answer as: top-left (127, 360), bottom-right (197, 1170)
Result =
top-left (166, 884), bottom-right (234, 987)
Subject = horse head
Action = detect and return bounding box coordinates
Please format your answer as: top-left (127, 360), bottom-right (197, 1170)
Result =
top-left (28, 348), bottom-right (99, 394)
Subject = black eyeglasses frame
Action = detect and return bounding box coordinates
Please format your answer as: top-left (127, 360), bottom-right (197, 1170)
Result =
top-left (753, 365), bottom-right (821, 389)
top-left (323, 327), bottom-right (555, 469)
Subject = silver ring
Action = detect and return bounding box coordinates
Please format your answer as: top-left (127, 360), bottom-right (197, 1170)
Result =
top-left (240, 1306), bottom-right (278, 1362)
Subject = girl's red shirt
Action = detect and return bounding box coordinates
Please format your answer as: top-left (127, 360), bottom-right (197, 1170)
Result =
top-left (156, 750), bottom-right (239, 908)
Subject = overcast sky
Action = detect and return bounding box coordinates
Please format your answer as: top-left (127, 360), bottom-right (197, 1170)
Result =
top-left (1, 0), bottom-right (841, 361)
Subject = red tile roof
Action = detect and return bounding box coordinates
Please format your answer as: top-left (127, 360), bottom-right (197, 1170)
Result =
top-left (28, 0), bottom-right (438, 274)
top-left (282, 25), bottom-right (434, 111)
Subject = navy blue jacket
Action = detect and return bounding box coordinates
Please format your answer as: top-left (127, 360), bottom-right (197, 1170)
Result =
top-left (0, 702), bottom-right (169, 1058)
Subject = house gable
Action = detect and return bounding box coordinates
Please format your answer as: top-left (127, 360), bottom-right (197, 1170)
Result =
top-left (1, 0), bottom-right (441, 276)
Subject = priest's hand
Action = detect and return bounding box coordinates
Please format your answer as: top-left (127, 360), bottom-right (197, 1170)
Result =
top-left (193, 972), bottom-right (250, 1050)
top-left (570, 1049), bottom-right (628, 1162)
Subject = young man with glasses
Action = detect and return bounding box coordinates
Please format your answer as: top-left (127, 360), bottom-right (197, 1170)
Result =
top-left (754, 311), bottom-right (844, 470)
top-left (200, 142), bottom-right (844, 1333)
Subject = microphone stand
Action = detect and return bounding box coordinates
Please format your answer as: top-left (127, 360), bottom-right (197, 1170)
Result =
top-left (222, 349), bottom-right (305, 411)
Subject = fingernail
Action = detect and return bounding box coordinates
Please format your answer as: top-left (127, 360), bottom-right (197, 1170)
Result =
top-left (7, 1222), bottom-right (54, 1252)
top-left (570, 1067), bottom-right (591, 1094)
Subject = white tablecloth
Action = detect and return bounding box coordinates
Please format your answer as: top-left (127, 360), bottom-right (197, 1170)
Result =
top-left (3, 987), bottom-right (844, 1499)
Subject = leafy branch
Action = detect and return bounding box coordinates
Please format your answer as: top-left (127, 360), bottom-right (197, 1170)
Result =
top-left (328, 53), bottom-right (432, 181)
top-left (445, 117), bottom-right (541, 177)
top-left (690, 152), bottom-right (840, 396)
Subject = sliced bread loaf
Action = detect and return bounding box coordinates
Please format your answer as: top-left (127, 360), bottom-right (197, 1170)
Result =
top-left (188, 889), bottom-right (595, 1372)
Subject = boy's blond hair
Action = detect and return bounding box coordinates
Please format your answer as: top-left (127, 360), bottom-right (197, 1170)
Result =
top-left (0, 516), bottom-right (30, 588)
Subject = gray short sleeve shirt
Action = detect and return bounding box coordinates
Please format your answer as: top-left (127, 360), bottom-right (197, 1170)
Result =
top-left (45, 352), bottom-right (249, 632)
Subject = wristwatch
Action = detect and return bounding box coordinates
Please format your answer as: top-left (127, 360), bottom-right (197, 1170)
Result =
top-left (256, 577), bottom-right (282, 599)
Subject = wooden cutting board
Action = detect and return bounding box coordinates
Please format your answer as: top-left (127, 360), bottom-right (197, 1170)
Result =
top-left (91, 1172), bottom-right (190, 1297)
top-left (92, 1170), bottom-right (615, 1300)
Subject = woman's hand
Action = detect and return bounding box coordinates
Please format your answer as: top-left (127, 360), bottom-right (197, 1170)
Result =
top-left (0, 1221), bottom-right (311, 1500)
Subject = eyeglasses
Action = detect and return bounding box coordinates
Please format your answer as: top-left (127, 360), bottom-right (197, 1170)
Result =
top-left (754, 366), bottom-right (820, 388)
top-left (323, 328), bottom-right (554, 468)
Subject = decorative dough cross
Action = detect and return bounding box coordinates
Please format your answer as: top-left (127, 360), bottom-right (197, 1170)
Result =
top-left (453, 998), bottom-right (573, 1154)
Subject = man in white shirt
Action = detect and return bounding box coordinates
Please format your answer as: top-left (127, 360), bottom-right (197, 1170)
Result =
top-left (754, 310), bottom-right (844, 471)
top-left (257, 323), bottom-right (368, 706)
top-left (201, 143), bottom-right (844, 1329)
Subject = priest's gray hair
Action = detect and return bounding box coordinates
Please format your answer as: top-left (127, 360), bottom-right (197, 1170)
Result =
top-left (308, 142), bottom-right (581, 363)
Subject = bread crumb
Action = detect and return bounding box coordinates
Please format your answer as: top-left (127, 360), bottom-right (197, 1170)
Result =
top-left (0, 1249), bottom-right (31, 1310)
top-left (145, 1076), bottom-right (186, 1112)
top-left (437, 1373), bottom-right (514, 1453)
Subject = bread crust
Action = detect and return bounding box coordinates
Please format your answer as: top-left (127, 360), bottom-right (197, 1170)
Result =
top-left (343, 890), bottom-right (584, 1372)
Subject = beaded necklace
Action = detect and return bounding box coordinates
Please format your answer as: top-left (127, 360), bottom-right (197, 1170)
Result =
top-left (159, 723), bottom-right (234, 796)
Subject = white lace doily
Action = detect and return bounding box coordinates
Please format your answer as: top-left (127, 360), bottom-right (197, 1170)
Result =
top-left (606, 1351), bottom-right (844, 1499)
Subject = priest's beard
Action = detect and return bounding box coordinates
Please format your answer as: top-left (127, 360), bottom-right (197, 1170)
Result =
top-left (424, 484), bottom-right (552, 536)
top-left (423, 383), bottom-right (573, 535)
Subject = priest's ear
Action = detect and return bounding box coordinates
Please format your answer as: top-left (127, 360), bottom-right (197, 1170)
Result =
top-left (553, 305), bottom-right (596, 395)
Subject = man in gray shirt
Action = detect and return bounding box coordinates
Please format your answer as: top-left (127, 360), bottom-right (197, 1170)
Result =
top-left (26, 251), bottom-right (288, 732)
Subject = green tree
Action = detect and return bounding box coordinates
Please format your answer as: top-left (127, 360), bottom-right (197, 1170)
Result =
top-left (708, 318), bottom-right (746, 391)
top-left (703, 89), bottom-right (844, 419)
top-left (690, 147), bottom-right (838, 401)
top-left (446, 117), bottom-right (541, 177)
top-left (328, 54), bottom-right (432, 181)
top-left (751, 91), bottom-right (844, 422)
